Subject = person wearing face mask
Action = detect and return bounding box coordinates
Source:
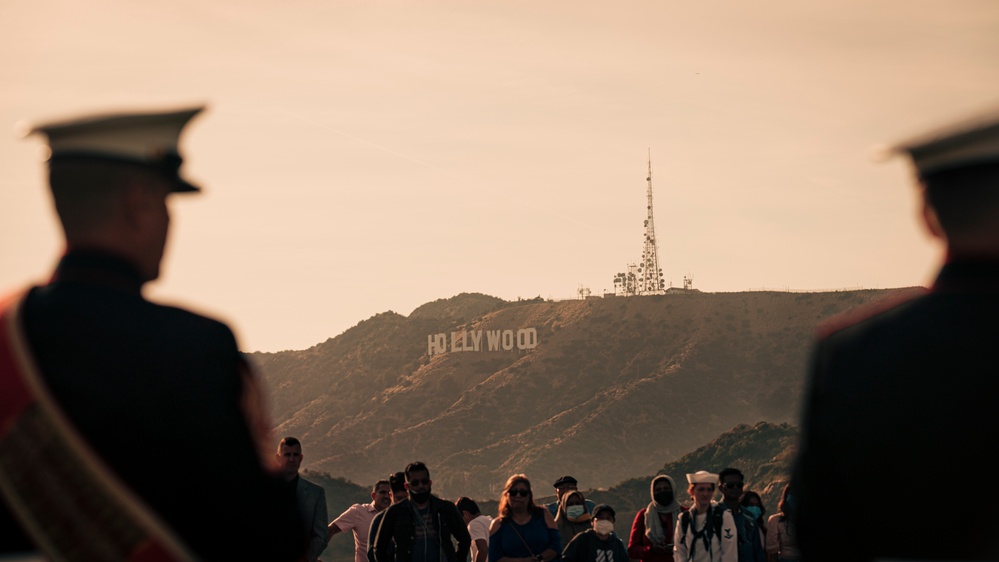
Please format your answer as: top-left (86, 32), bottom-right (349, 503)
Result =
top-left (555, 490), bottom-right (592, 550)
top-left (627, 474), bottom-right (685, 562)
top-left (737, 492), bottom-right (766, 541)
top-left (372, 462), bottom-right (470, 562)
top-left (561, 504), bottom-right (629, 562)
top-left (764, 483), bottom-right (799, 562)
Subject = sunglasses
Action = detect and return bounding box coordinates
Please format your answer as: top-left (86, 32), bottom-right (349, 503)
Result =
top-left (508, 489), bottom-right (530, 497)
top-left (721, 482), bottom-right (744, 489)
top-left (408, 478), bottom-right (430, 486)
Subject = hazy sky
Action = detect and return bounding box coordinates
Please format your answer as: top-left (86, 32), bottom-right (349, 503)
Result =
top-left (3, 1), bottom-right (998, 352)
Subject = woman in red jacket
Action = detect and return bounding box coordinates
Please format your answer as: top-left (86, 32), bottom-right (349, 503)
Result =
top-left (627, 475), bottom-right (685, 562)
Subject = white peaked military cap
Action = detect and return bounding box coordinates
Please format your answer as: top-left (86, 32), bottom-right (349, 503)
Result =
top-left (890, 104), bottom-right (999, 179)
top-left (22, 105), bottom-right (205, 193)
top-left (686, 471), bottom-right (718, 485)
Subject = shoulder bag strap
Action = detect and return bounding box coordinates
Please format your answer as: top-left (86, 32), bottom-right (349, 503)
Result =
top-left (0, 291), bottom-right (197, 562)
top-left (505, 516), bottom-right (538, 558)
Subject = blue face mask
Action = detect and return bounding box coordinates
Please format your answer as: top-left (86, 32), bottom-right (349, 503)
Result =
top-left (566, 505), bottom-right (586, 519)
top-left (743, 506), bottom-right (762, 520)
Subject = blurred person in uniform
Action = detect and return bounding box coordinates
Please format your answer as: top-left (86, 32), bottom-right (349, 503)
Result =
top-left (793, 106), bottom-right (999, 560)
top-left (277, 437), bottom-right (329, 562)
top-left (0, 106), bottom-right (301, 561)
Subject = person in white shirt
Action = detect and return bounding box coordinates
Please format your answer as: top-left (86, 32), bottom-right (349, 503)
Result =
top-left (329, 479), bottom-right (393, 562)
top-left (673, 471), bottom-right (736, 562)
top-left (456, 497), bottom-right (492, 562)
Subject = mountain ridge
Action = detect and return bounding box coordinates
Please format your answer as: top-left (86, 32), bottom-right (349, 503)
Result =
top-left (252, 288), bottom-right (922, 499)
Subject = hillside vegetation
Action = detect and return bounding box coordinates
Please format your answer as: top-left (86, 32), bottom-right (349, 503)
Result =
top-left (252, 288), bottom-right (920, 500)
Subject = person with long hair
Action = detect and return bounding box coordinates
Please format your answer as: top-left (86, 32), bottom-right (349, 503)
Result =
top-left (764, 483), bottom-right (799, 562)
top-left (555, 490), bottom-right (591, 550)
top-left (488, 475), bottom-right (560, 562)
top-left (738, 491), bottom-right (766, 540)
top-left (627, 474), bottom-right (684, 562)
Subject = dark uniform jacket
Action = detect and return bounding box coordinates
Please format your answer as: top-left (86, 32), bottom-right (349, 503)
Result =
top-left (793, 259), bottom-right (999, 561)
top-left (0, 250), bottom-right (301, 561)
top-left (374, 495), bottom-right (471, 562)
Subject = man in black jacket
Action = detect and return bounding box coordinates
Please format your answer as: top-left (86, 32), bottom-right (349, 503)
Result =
top-left (374, 462), bottom-right (471, 562)
top-left (793, 107), bottom-right (999, 560)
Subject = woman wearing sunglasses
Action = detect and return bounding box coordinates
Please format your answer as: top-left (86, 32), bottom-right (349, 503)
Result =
top-left (488, 475), bottom-right (561, 562)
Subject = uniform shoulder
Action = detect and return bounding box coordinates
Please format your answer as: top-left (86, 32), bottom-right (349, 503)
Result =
top-left (147, 301), bottom-right (242, 351)
top-left (815, 287), bottom-right (928, 340)
top-left (152, 300), bottom-right (232, 332)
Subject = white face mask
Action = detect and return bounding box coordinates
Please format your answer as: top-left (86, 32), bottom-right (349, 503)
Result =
top-left (566, 505), bottom-right (586, 519)
top-left (594, 520), bottom-right (614, 535)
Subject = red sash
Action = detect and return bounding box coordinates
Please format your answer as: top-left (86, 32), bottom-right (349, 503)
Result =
top-left (0, 290), bottom-right (197, 562)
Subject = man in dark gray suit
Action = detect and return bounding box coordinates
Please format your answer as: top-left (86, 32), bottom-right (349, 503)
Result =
top-left (278, 436), bottom-right (329, 562)
top-left (793, 107), bottom-right (999, 561)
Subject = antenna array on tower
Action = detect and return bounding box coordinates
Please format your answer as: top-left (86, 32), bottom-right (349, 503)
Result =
top-left (637, 151), bottom-right (665, 295)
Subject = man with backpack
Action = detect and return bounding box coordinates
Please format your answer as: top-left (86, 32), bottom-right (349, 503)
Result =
top-left (673, 471), bottom-right (736, 562)
top-left (716, 468), bottom-right (765, 562)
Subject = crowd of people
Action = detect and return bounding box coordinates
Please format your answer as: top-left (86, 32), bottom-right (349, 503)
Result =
top-left (311, 461), bottom-right (798, 562)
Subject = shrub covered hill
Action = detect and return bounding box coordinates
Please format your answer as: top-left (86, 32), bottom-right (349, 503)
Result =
top-left (250, 288), bottom-right (921, 500)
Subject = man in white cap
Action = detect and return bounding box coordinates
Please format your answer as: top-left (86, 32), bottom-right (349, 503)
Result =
top-left (673, 471), bottom-right (736, 562)
top-left (793, 105), bottom-right (999, 560)
top-left (0, 106), bottom-right (302, 561)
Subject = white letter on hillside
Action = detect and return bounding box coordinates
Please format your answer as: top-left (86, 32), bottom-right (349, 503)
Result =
top-left (487, 330), bottom-right (501, 351)
top-left (501, 330), bottom-right (514, 350)
top-left (516, 328), bottom-right (538, 350)
top-left (428, 333), bottom-right (446, 356)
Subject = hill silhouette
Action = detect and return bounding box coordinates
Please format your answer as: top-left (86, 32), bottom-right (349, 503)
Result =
top-left (251, 288), bottom-right (920, 500)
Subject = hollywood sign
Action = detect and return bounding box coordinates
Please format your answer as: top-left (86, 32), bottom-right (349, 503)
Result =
top-left (427, 328), bottom-right (539, 356)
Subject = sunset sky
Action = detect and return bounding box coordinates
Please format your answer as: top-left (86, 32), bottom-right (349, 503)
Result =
top-left (2, 0), bottom-right (998, 352)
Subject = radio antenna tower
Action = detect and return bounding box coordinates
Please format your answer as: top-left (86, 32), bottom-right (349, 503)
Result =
top-left (638, 149), bottom-right (665, 295)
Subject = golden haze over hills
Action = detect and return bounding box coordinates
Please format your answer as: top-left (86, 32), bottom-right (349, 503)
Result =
top-left (251, 288), bottom-right (921, 500)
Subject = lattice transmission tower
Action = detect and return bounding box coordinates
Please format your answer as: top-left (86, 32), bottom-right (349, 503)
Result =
top-left (638, 150), bottom-right (665, 294)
